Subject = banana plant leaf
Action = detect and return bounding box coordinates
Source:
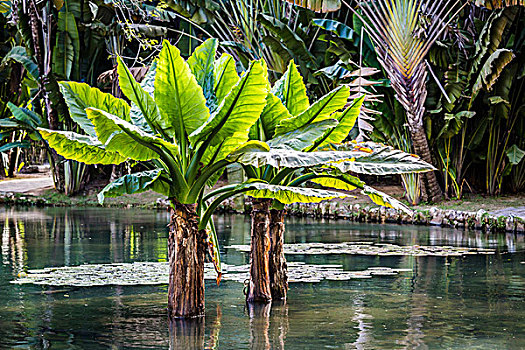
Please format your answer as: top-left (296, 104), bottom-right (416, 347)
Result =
top-left (1, 46), bottom-right (39, 80)
top-left (362, 185), bottom-right (410, 214)
top-left (86, 108), bottom-right (178, 161)
top-left (275, 85), bottom-right (350, 135)
top-left (214, 53), bottom-right (239, 104)
top-left (249, 92), bottom-right (294, 140)
top-left (471, 49), bottom-right (514, 101)
top-left (188, 38), bottom-right (218, 111)
top-left (117, 57), bottom-right (160, 133)
top-left (38, 128), bottom-right (127, 165)
top-left (244, 182), bottom-right (349, 204)
top-left (267, 119), bottom-right (339, 151)
top-left (154, 40), bottom-right (210, 140)
top-left (321, 141), bottom-right (436, 175)
top-left (52, 11), bottom-right (80, 80)
top-left (189, 60), bottom-right (268, 148)
top-left (271, 60), bottom-right (310, 117)
top-left (0, 141), bottom-right (30, 153)
top-left (59, 81), bottom-right (131, 137)
top-left (98, 169), bottom-right (165, 204)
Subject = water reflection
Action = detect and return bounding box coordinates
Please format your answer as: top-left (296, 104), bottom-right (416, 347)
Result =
top-left (0, 207), bottom-right (523, 349)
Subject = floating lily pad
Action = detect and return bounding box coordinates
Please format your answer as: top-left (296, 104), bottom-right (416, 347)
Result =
top-left (225, 242), bottom-right (496, 257)
top-left (11, 262), bottom-right (412, 287)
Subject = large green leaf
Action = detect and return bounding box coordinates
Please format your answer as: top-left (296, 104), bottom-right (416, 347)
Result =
top-left (310, 172), bottom-right (365, 191)
top-left (129, 62), bottom-right (156, 132)
top-left (189, 60), bottom-right (268, 148)
top-left (232, 149), bottom-right (367, 169)
top-left (275, 85), bottom-right (350, 135)
top-left (271, 60), bottom-right (310, 117)
top-left (154, 40), bottom-right (209, 140)
top-left (98, 169), bottom-right (165, 204)
top-left (312, 96), bottom-right (364, 149)
top-left (258, 14), bottom-right (315, 64)
top-left (59, 81), bottom-right (130, 137)
top-left (188, 38), bottom-right (218, 111)
top-left (39, 128), bottom-right (127, 165)
top-left (472, 49), bottom-right (514, 100)
top-left (322, 141), bottom-right (435, 175)
top-left (362, 185), bottom-right (410, 214)
top-left (0, 141), bottom-right (30, 153)
top-left (1, 46), bottom-right (39, 80)
top-left (249, 92), bottom-right (294, 140)
top-left (117, 56), bottom-right (159, 133)
top-left (7, 102), bottom-right (42, 129)
top-left (86, 108), bottom-right (178, 162)
top-left (214, 53), bottom-right (239, 104)
top-left (243, 182), bottom-right (349, 204)
top-left (267, 119), bottom-right (339, 151)
top-left (506, 144), bottom-right (525, 165)
top-left (52, 11), bottom-right (80, 80)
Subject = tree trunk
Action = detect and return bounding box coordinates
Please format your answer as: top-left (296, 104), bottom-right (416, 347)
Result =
top-left (167, 200), bottom-right (206, 318)
top-left (247, 302), bottom-right (271, 350)
top-left (269, 209), bottom-right (288, 300)
top-left (410, 126), bottom-right (442, 203)
top-left (247, 199), bottom-right (272, 303)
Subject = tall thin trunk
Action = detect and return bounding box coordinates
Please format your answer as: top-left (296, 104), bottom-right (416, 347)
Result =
top-left (269, 209), bottom-right (288, 300)
top-left (247, 198), bottom-right (272, 303)
top-left (168, 200), bottom-right (206, 318)
top-left (410, 125), bottom-right (442, 202)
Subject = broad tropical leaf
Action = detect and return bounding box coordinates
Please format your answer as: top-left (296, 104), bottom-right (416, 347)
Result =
top-left (189, 60), bottom-right (268, 148)
top-left (155, 40), bottom-right (210, 140)
top-left (52, 11), bottom-right (80, 80)
top-left (243, 182), bottom-right (349, 204)
top-left (1, 46), bottom-right (39, 80)
top-left (86, 108), bottom-right (178, 162)
top-left (129, 62), bottom-right (156, 132)
top-left (506, 144), bottom-right (525, 165)
top-left (271, 60), bottom-right (310, 117)
top-left (362, 185), bottom-right (411, 214)
top-left (0, 141), bottom-right (30, 153)
top-left (214, 53), bottom-right (239, 104)
top-left (267, 119), bottom-right (339, 151)
top-left (188, 38), bottom-right (218, 110)
top-left (312, 96), bottom-right (364, 149)
top-left (310, 173), bottom-right (365, 191)
top-left (233, 149), bottom-right (367, 169)
top-left (59, 81), bottom-right (130, 137)
top-left (322, 141), bottom-right (435, 175)
top-left (117, 56), bottom-right (159, 133)
top-left (7, 102), bottom-right (42, 129)
top-left (39, 128), bottom-right (127, 165)
top-left (275, 85), bottom-right (350, 135)
top-left (98, 169), bottom-right (165, 204)
top-left (472, 49), bottom-right (514, 100)
top-left (250, 92), bottom-right (294, 140)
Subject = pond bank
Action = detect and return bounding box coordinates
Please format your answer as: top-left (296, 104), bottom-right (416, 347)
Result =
top-left (1, 189), bottom-right (524, 234)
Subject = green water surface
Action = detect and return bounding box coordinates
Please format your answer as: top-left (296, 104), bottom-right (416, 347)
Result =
top-left (0, 206), bottom-right (523, 349)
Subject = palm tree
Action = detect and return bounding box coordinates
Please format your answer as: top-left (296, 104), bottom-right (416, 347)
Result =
top-left (350, 0), bottom-right (466, 202)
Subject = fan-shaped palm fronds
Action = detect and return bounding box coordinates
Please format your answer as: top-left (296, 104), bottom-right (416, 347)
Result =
top-left (354, 0), bottom-right (466, 202)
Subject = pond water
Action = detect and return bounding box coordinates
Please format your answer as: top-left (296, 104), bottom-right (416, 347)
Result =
top-left (0, 206), bottom-right (524, 349)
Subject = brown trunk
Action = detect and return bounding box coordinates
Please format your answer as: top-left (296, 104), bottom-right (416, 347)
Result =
top-left (247, 199), bottom-right (272, 303)
top-left (410, 126), bottom-right (442, 203)
top-left (168, 317), bottom-right (205, 350)
top-left (269, 209), bottom-right (288, 300)
top-left (167, 200), bottom-right (206, 318)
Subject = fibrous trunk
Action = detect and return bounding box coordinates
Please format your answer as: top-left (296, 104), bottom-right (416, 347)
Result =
top-left (168, 200), bottom-right (206, 318)
top-left (269, 209), bottom-right (288, 300)
top-left (247, 198), bottom-right (272, 303)
top-left (410, 125), bottom-right (442, 202)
